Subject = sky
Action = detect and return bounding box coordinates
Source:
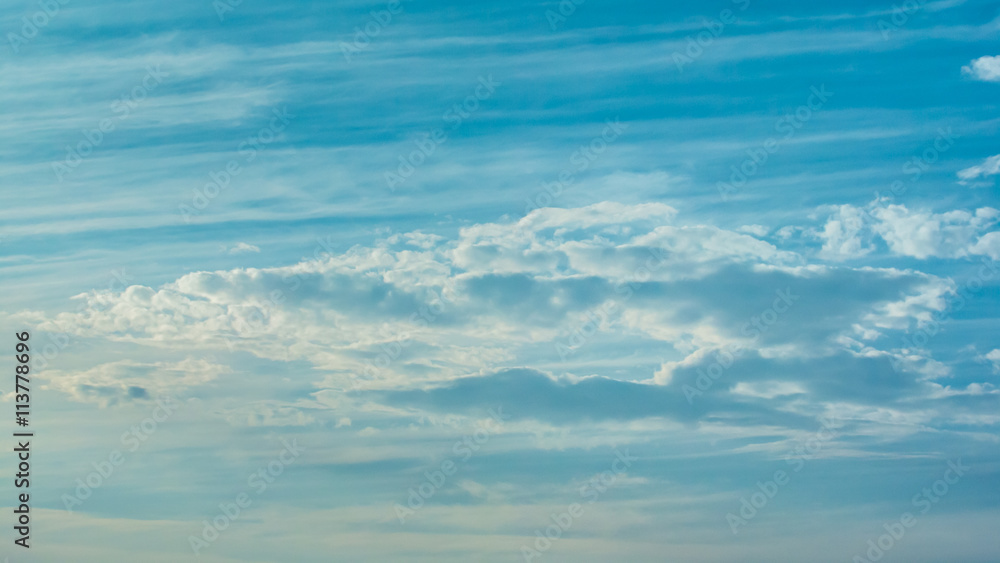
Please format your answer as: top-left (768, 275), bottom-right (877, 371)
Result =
top-left (1, 0), bottom-right (999, 561)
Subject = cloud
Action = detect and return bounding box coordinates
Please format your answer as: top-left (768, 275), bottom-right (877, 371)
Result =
top-left (15, 202), bottom-right (970, 438)
top-left (40, 358), bottom-right (229, 406)
top-left (983, 349), bottom-right (1000, 373)
top-left (7, 2), bottom-right (1000, 560)
top-left (817, 204), bottom-right (876, 260)
top-left (871, 205), bottom-right (999, 259)
top-left (957, 154), bottom-right (1000, 187)
top-left (738, 225), bottom-right (770, 237)
top-left (962, 55), bottom-right (1000, 82)
top-left (387, 231), bottom-right (445, 250)
top-left (22, 204), bottom-right (950, 390)
top-left (364, 340), bottom-right (988, 430)
top-left (815, 201), bottom-right (1000, 260)
top-left (451, 202), bottom-right (797, 282)
top-left (364, 368), bottom-right (817, 428)
top-left (970, 232), bottom-right (1000, 260)
top-left (218, 401), bottom-right (316, 426)
top-left (226, 242), bottom-right (261, 255)
top-left (659, 350), bottom-right (924, 405)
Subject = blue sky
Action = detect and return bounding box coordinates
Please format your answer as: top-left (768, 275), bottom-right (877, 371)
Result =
top-left (1, 0), bottom-right (999, 561)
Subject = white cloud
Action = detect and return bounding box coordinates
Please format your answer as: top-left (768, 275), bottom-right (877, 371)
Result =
top-left (387, 231), bottom-right (445, 250)
top-left (871, 205), bottom-right (999, 259)
top-left (983, 349), bottom-right (1000, 373)
top-left (817, 204), bottom-right (876, 260)
top-left (815, 201), bottom-right (1000, 260)
top-left (970, 231), bottom-right (1000, 260)
top-left (452, 202), bottom-right (796, 282)
top-left (738, 225), bottom-right (770, 237)
top-left (41, 358), bottom-right (229, 406)
top-left (19, 203), bottom-right (956, 409)
top-left (226, 242), bottom-right (261, 255)
top-left (962, 55), bottom-right (1000, 82)
top-left (957, 154), bottom-right (1000, 187)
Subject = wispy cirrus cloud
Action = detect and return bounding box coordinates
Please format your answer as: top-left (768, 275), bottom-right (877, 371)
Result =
top-left (957, 154), bottom-right (1000, 187)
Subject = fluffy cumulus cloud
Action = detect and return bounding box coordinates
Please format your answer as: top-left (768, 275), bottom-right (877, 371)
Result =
top-left (21, 202), bottom-right (989, 438)
top-left (962, 55), bottom-right (1000, 82)
top-left (815, 200), bottom-right (1000, 260)
top-left (871, 205), bottom-right (999, 259)
top-left (817, 204), bottom-right (877, 260)
top-left (968, 231), bottom-right (1000, 261)
top-left (983, 349), bottom-right (1000, 373)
